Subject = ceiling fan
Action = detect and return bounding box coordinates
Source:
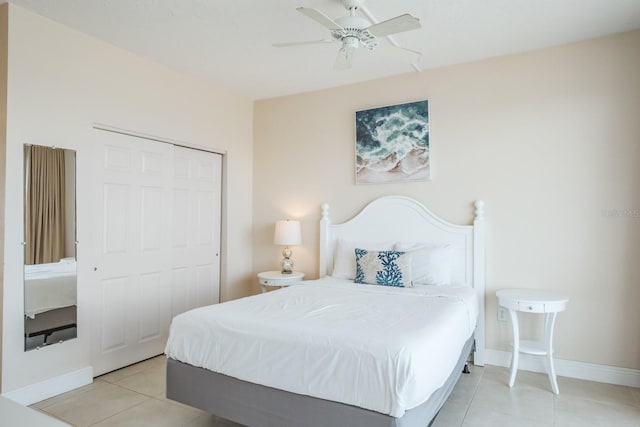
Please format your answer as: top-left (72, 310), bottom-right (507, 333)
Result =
top-left (273, 0), bottom-right (422, 70)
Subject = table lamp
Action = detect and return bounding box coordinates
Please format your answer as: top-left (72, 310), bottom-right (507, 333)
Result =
top-left (274, 219), bottom-right (301, 274)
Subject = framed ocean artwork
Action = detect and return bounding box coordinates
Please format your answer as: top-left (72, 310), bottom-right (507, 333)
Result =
top-left (355, 100), bottom-right (430, 184)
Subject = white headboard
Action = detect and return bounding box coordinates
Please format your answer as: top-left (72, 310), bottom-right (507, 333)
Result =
top-left (318, 195), bottom-right (485, 365)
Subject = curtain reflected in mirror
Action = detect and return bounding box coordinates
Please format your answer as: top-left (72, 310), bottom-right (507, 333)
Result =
top-left (24, 144), bottom-right (77, 351)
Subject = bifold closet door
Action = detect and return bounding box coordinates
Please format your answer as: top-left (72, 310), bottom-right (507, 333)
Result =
top-left (91, 130), bottom-right (221, 376)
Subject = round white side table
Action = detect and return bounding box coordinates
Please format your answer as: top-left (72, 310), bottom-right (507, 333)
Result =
top-left (258, 271), bottom-right (304, 293)
top-left (496, 289), bottom-right (569, 394)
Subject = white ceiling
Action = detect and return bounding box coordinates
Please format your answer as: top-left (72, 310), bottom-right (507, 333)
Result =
top-left (5, 0), bottom-right (640, 100)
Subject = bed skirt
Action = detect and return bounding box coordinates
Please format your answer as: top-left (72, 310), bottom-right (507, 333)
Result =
top-left (166, 334), bottom-right (474, 427)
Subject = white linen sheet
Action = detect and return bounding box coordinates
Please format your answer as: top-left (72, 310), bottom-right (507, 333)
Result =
top-left (24, 258), bottom-right (77, 318)
top-left (165, 277), bottom-right (478, 418)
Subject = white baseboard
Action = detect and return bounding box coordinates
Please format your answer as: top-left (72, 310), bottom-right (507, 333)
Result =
top-left (1, 366), bottom-right (93, 406)
top-left (485, 349), bottom-right (640, 388)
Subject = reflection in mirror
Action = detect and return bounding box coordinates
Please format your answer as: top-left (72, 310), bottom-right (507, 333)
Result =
top-left (24, 144), bottom-right (77, 351)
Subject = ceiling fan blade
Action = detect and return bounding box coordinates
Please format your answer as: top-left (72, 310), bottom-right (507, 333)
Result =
top-left (367, 14), bottom-right (421, 37)
top-left (297, 7), bottom-right (343, 31)
top-left (273, 39), bottom-right (334, 48)
top-left (334, 46), bottom-right (354, 70)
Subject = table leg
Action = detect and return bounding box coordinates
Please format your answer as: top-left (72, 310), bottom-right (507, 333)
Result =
top-left (545, 312), bottom-right (559, 394)
top-left (508, 308), bottom-right (519, 387)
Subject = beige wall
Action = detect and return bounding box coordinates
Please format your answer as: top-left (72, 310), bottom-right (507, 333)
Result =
top-left (1, 4), bottom-right (253, 393)
top-left (254, 30), bottom-right (640, 370)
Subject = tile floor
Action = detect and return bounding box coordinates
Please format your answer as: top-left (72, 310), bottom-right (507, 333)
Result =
top-left (30, 356), bottom-right (640, 427)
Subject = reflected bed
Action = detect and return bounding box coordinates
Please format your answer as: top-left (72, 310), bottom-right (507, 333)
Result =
top-left (24, 258), bottom-right (77, 347)
top-left (24, 258), bottom-right (77, 318)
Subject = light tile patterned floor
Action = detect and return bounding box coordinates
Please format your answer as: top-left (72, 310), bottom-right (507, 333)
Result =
top-left (31, 356), bottom-right (640, 426)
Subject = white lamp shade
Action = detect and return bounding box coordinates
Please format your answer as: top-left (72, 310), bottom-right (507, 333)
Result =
top-left (274, 220), bottom-right (301, 246)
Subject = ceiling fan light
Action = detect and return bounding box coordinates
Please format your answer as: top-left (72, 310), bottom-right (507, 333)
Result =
top-left (343, 36), bottom-right (359, 49)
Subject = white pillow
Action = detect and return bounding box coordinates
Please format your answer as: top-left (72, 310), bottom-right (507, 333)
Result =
top-left (394, 242), bottom-right (454, 286)
top-left (331, 239), bottom-right (394, 280)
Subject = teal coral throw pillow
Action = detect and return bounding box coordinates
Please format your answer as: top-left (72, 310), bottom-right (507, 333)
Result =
top-left (355, 249), bottom-right (413, 287)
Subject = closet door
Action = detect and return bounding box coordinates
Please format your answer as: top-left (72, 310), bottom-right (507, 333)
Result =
top-left (170, 146), bottom-right (221, 317)
top-left (91, 131), bottom-right (221, 376)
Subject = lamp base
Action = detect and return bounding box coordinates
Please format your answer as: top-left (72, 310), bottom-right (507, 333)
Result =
top-left (281, 246), bottom-right (294, 274)
top-left (280, 258), bottom-right (294, 274)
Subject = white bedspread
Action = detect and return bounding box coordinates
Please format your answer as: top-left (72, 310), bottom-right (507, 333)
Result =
top-left (165, 278), bottom-right (478, 418)
top-left (24, 258), bottom-right (77, 318)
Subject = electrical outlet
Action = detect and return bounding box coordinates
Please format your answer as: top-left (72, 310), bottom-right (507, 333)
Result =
top-left (497, 307), bottom-right (507, 322)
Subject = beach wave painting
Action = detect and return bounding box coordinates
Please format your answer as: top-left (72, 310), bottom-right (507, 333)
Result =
top-left (355, 100), bottom-right (430, 184)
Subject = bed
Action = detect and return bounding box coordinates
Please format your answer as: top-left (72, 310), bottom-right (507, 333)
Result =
top-left (166, 195), bottom-right (485, 427)
top-left (24, 257), bottom-right (77, 319)
top-left (24, 258), bottom-right (77, 344)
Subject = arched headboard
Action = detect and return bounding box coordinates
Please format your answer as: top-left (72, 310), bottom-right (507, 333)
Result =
top-left (318, 196), bottom-right (485, 365)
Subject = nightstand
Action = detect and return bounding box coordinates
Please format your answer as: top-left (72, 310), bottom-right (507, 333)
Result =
top-left (496, 289), bottom-right (569, 394)
top-left (258, 271), bottom-right (305, 293)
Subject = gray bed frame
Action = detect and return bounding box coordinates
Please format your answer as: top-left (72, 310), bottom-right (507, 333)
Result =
top-left (167, 335), bottom-right (474, 427)
top-left (166, 196), bottom-right (486, 426)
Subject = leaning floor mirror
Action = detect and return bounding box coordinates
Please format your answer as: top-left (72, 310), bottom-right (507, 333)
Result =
top-left (24, 144), bottom-right (77, 351)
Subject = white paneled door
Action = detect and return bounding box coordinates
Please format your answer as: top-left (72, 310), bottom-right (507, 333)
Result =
top-left (91, 131), bottom-right (221, 376)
